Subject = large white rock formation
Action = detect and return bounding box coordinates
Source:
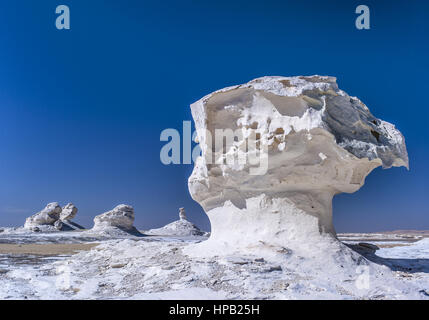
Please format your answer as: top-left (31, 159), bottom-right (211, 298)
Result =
top-left (24, 202), bottom-right (62, 230)
top-left (186, 76), bottom-right (408, 258)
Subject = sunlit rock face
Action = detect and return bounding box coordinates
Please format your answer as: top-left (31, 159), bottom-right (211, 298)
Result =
top-left (187, 76), bottom-right (408, 255)
top-left (24, 203), bottom-right (62, 230)
top-left (60, 203), bottom-right (78, 221)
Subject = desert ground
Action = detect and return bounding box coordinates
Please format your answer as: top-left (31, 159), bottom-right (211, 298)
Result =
top-left (0, 228), bottom-right (428, 300)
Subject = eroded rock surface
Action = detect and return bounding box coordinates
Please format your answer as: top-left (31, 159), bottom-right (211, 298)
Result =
top-left (187, 76), bottom-right (408, 257)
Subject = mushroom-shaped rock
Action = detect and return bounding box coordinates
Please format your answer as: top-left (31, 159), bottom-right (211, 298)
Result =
top-left (92, 205), bottom-right (137, 234)
top-left (60, 203), bottom-right (78, 221)
top-left (24, 202), bottom-right (62, 230)
top-left (186, 76), bottom-right (408, 257)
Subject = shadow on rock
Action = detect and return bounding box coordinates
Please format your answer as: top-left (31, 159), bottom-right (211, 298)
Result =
top-left (347, 242), bottom-right (429, 274)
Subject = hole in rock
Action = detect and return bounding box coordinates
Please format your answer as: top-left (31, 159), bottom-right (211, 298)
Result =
top-left (371, 130), bottom-right (380, 142)
top-left (274, 128), bottom-right (285, 135)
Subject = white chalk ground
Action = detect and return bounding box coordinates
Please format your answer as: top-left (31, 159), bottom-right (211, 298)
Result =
top-left (377, 239), bottom-right (429, 259)
top-left (0, 230), bottom-right (428, 300)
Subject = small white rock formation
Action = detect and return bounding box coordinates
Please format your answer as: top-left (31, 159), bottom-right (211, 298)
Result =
top-left (145, 208), bottom-right (206, 237)
top-left (179, 207), bottom-right (187, 221)
top-left (186, 76), bottom-right (408, 258)
top-left (60, 203), bottom-right (78, 221)
top-left (91, 205), bottom-right (140, 235)
top-left (58, 203), bottom-right (85, 231)
top-left (24, 202), bottom-right (62, 231)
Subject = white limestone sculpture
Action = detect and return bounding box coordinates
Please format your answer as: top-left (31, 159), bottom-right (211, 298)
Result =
top-left (60, 203), bottom-right (78, 221)
top-left (24, 202), bottom-right (62, 230)
top-left (145, 207), bottom-right (206, 237)
top-left (186, 76), bottom-right (408, 257)
top-left (92, 204), bottom-right (139, 235)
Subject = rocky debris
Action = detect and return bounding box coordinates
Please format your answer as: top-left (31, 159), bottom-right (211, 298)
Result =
top-left (60, 203), bottom-right (78, 221)
top-left (24, 203), bottom-right (62, 230)
top-left (186, 76), bottom-right (408, 257)
top-left (145, 208), bottom-right (207, 237)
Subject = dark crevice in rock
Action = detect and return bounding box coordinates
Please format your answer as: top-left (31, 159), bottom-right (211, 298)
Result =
top-left (371, 130), bottom-right (380, 142)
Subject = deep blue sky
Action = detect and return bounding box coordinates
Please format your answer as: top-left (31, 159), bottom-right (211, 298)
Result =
top-left (0, 0), bottom-right (427, 232)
